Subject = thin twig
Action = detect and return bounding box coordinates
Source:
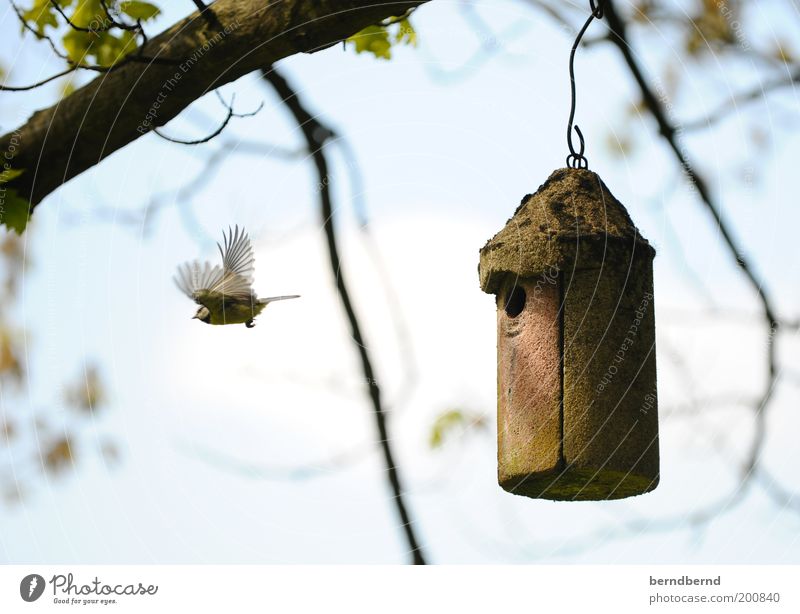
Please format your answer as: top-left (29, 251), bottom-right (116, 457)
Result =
top-left (98, 0), bottom-right (142, 32)
top-left (153, 92), bottom-right (264, 145)
top-left (11, 0), bottom-right (66, 56)
top-left (262, 66), bottom-right (427, 565)
top-left (74, 135), bottom-right (303, 233)
top-left (683, 66), bottom-right (800, 132)
top-left (190, 0), bottom-right (223, 29)
top-left (49, 0), bottom-right (112, 33)
top-left (0, 66), bottom-right (78, 91)
top-left (50, 0), bottom-right (143, 33)
top-left (179, 439), bottom-right (375, 482)
top-left (1, 0), bottom-right (177, 91)
top-left (380, 8), bottom-right (416, 27)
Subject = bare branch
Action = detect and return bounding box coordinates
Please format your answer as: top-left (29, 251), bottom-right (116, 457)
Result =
top-left (262, 66), bottom-right (428, 565)
top-left (153, 91), bottom-right (264, 145)
top-left (683, 66), bottom-right (800, 132)
top-left (77, 136), bottom-right (303, 233)
top-left (0, 66), bottom-right (79, 92)
top-left (49, 0), bottom-right (124, 33)
top-left (602, 0), bottom-right (780, 335)
top-left (180, 439), bottom-right (374, 481)
top-left (98, 0), bottom-right (143, 32)
top-left (10, 1), bottom-right (67, 57)
top-left (330, 137), bottom-right (420, 410)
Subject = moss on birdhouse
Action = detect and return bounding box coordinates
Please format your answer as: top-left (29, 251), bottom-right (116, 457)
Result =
top-left (479, 167), bottom-right (655, 296)
top-left (481, 167), bottom-right (659, 501)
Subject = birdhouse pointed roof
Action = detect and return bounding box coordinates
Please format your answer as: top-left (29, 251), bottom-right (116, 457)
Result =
top-left (479, 168), bottom-right (655, 295)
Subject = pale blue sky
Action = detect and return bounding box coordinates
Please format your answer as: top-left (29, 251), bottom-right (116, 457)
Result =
top-left (0, 0), bottom-right (798, 563)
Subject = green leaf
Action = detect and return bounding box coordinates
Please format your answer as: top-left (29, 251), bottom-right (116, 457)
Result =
top-left (62, 26), bottom-right (137, 67)
top-left (20, 0), bottom-right (148, 67)
top-left (119, 1), bottom-right (161, 21)
top-left (62, 28), bottom-right (93, 64)
top-left (347, 17), bottom-right (418, 61)
top-left (21, 0), bottom-right (60, 35)
top-left (429, 409), bottom-right (467, 449)
top-left (347, 25), bottom-right (393, 60)
top-left (428, 409), bottom-right (488, 450)
top-left (61, 76), bottom-right (78, 98)
top-left (394, 18), bottom-right (417, 47)
top-left (97, 30), bottom-right (137, 66)
top-left (62, 0), bottom-right (99, 29)
top-left (0, 189), bottom-right (32, 234)
top-left (0, 168), bottom-right (25, 184)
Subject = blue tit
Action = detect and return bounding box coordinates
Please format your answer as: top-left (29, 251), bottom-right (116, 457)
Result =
top-left (174, 225), bottom-right (299, 328)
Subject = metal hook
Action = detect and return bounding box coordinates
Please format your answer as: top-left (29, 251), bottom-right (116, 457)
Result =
top-left (566, 125), bottom-right (587, 169)
top-left (565, 0), bottom-right (605, 170)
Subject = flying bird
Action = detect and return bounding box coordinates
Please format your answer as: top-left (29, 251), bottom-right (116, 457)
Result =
top-left (175, 226), bottom-right (299, 328)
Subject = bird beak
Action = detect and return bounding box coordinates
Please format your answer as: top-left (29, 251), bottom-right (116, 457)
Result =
top-left (192, 314), bottom-right (199, 319)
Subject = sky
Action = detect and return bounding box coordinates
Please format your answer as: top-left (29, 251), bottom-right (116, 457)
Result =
top-left (0, 0), bottom-right (799, 564)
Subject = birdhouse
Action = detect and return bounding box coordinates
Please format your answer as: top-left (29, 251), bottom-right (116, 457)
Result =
top-left (479, 168), bottom-right (659, 501)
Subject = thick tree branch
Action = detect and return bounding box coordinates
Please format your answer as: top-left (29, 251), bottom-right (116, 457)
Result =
top-left (0, 0), bottom-right (426, 207)
top-left (262, 67), bottom-right (427, 565)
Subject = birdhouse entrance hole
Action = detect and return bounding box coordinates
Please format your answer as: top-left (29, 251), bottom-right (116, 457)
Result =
top-left (504, 286), bottom-right (526, 318)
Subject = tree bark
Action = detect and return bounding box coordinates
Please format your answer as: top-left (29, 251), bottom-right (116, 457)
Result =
top-left (0, 0), bottom-right (426, 206)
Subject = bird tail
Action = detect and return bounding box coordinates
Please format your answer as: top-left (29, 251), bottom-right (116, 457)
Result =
top-left (259, 295), bottom-right (300, 305)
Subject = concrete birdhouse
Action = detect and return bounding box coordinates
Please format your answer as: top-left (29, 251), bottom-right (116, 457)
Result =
top-left (479, 168), bottom-right (659, 501)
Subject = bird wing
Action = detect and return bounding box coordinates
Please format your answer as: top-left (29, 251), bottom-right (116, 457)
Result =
top-left (174, 226), bottom-right (256, 302)
top-left (217, 225), bottom-right (255, 285)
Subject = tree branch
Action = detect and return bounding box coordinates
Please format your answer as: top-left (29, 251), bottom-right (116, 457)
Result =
top-left (682, 66), bottom-right (800, 132)
top-left (602, 0), bottom-right (780, 490)
top-left (152, 91), bottom-right (263, 145)
top-left (262, 67), bottom-right (427, 564)
top-left (190, 0), bottom-right (223, 29)
top-left (0, 0), bottom-right (427, 207)
top-left (602, 0), bottom-right (779, 335)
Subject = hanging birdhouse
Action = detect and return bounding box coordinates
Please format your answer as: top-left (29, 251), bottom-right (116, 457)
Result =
top-left (479, 168), bottom-right (659, 501)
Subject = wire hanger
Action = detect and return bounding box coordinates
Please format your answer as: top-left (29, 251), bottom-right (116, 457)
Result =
top-left (566, 0), bottom-right (605, 170)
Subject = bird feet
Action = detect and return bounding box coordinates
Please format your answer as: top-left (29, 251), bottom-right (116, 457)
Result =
top-left (245, 319), bottom-right (255, 328)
